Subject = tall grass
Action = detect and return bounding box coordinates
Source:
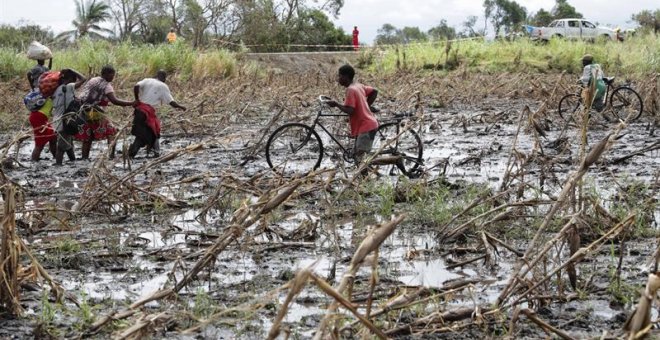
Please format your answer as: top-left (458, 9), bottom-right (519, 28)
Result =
top-left (0, 49), bottom-right (32, 80)
top-left (1, 35), bottom-right (657, 81)
top-left (0, 39), bottom-right (237, 81)
top-left (369, 34), bottom-right (660, 77)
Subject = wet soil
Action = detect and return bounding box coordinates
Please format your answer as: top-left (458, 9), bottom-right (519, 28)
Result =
top-left (0, 91), bottom-right (658, 339)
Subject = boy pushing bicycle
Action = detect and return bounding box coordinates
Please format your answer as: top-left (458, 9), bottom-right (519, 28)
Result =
top-left (324, 64), bottom-right (379, 164)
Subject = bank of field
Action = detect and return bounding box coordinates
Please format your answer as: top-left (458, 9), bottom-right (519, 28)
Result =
top-left (366, 34), bottom-right (660, 76)
top-left (1, 35), bottom-right (659, 83)
top-left (0, 40), bottom-right (237, 82)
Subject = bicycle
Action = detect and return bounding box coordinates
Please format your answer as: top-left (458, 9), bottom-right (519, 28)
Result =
top-left (558, 77), bottom-right (643, 122)
top-left (265, 95), bottom-right (423, 178)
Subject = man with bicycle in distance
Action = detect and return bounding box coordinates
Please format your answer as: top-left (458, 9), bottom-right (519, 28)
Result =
top-left (324, 64), bottom-right (379, 166)
top-left (580, 54), bottom-right (606, 111)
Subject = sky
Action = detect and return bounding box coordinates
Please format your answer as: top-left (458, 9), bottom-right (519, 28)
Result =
top-left (0, 0), bottom-right (657, 44)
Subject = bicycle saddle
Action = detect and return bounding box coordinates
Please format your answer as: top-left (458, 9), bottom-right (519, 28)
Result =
top-left (603, 76), bottom-right (615, 84)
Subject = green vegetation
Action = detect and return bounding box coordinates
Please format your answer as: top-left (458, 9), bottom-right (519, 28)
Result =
top-left (402, 180), bottom-right (490, 229)
top-left (192, 288), bottom-right (218, 319)
top-left (39, 290), bottom-right (58, 325)
top-left (57, 0), bottom-right (114, 41)
top-left (74, 291), bottom-right (97, 330)
top-left (529, 0), bottom-right (583, 27)
top-left (367, 34), bottom-right (660, 76)
top-left (0, 39), bottom-right (237, 81)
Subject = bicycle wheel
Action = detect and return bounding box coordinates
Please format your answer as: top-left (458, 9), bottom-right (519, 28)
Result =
top-left (610, 87), bottom-right (643, 122)
top-left (372, 122), bottom-right (423, 177)
top-left (266, 123), bottom-right (323, 177)
top-left (558, 94), bottom-right (583, 122)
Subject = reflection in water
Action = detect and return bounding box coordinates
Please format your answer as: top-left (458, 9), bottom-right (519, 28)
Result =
top-left (398, 258), bottom-right (463, 287)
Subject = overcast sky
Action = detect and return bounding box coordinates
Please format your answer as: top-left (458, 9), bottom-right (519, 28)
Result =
top-left (0, 0), bottom-right (656, 43)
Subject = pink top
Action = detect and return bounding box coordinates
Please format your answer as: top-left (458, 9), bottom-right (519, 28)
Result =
top-left (79, 77), bottom-right (114, 106)
top-left (344, 83), bottom-right (378, 137)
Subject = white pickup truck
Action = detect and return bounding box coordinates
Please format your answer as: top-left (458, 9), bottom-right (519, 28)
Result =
top-left (529, 19), bottom-right (617, 41)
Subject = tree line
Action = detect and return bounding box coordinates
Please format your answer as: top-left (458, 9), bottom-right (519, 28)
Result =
top-left (1, 0), bottom-right (658, 51)
top-left (375, 0), bottom-right (659, 45)
top-left (2, 0), bottom-right (349, 52)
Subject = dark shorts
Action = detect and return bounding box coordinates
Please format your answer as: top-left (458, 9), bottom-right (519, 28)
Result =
top-left (354, 129), bottom-right (377, 153)
top-left (131, 109), bottom-right (157, 147)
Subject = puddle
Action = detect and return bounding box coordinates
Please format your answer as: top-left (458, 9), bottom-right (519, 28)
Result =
top-left (2, 95), bottom-right (658, 339)
top-left (397, 258), bottom-right (464, 287)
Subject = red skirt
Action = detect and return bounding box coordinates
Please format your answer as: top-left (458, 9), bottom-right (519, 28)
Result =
top-left (28, 111), bottom-right (56, 147)
top-left (74, 117), bottom-right (117, 141)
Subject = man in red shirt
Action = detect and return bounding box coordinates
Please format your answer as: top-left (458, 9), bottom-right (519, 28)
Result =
top-left (326, 64), bottom-right (378, 164)
top-left (352, 26), bottom-right (359, 50)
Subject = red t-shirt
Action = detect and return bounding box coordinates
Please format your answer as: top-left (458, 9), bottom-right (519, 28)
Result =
top-left (344, 83), bottom-right (378, 137)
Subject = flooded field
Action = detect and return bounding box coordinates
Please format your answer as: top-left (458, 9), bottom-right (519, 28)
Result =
top-left (0, 72), bottom-right (659, 339)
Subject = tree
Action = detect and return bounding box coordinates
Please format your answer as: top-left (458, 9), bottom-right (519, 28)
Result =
top-left (135, 0), bottom-right (172, 43)
top-left (59, 0), bottom-right (114, 40)
top-left (109, 0), bottom-right (146, 40)
top-left (0, 24), bottom-right (54, 51)
top-left (632, 9), bottom-right (660, 34)
top-left (375, 23), bottom-right (401, 45)
top-left (551, 0), bottom-right (582, 19)
top-left (182, 0), bottom-right (207, 47)
top-left (237, 0), bottom-right (283, 51)
top-left (488, 0), bottom-right (526, 36)
top-left (462, 15), bottom-right (480, 37)
top-left (530, 8), bottom-right (553, 26)
top-left (400, 26), bottom-right (427, 43)
top-left (290, 9), bottom-right (350, 51)
top-left (203, 0), bottom-right (240, 39)
top-left (233, 0), bottom-right (347, 51)
top-left (428, 20), bottom-right (456, 40)
top-left (483, 0), bottom-right (494, 33)
top-left (318, 0), bottom-right (344, 17)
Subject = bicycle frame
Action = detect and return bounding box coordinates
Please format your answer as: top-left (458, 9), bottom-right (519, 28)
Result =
top-left (266, 97), bottom-right (423, 177)
top-left (307, 103), bottom-right (413, 162)
top-left (578, 78), bottom-right (626, 110)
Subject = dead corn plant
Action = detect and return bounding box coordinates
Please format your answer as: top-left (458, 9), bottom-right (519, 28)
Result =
top-left (88, 175), bottom-right (311, 336)
top-left (312, 215), bottom-right (405, 340)
top-left (0, 184), bottom-right (21, 315)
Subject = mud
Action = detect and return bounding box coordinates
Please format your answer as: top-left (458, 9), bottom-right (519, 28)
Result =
top-left (0, 75), bottom-right (659, 339)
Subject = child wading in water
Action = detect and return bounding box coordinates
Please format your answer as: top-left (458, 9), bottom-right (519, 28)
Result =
top-left (324, 64), bottom-right (379, 166)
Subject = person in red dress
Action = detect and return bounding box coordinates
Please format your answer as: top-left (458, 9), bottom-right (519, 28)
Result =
top-left (76, 65), bottom-right (134, 159)
top-left (352, 26), bottom-right (359, 51)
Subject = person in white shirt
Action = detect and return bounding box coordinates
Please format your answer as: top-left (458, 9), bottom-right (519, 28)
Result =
top-left (131, 70), bottom-right (186, 158)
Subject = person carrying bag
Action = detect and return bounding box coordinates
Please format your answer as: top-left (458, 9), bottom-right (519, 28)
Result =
top-left (51, 69), bottom-right (86, 165)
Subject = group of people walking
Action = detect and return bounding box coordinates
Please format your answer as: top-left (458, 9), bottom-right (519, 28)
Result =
top-left (25, 58), bottom-right (186, 165)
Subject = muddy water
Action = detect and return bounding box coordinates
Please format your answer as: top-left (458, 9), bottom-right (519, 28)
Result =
top-left (2, 97), bottom-right (658, 338)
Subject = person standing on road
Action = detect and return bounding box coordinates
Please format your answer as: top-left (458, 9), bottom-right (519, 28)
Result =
top-left (580, 54), bottom-right (606, 111)
top-left (352, 26), bottom-right (359, 51)
top-left (131, 70), bottom-right (186, 158)
top-left (167, 28), bottom-right (177, 43)
top-left (325, 64), bottom-right (378, 165)
top-left (27, 58), bottom-right (52, 90)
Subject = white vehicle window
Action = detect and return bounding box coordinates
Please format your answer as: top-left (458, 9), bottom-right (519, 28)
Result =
top-left (555, 21), bottom-right (564, 28)
top-left (549, 21), bottom-right (558, 27)
top-left (568, 20), bottom-right (579, 28)
top-left (582, 21), bottom-right (595, 28)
